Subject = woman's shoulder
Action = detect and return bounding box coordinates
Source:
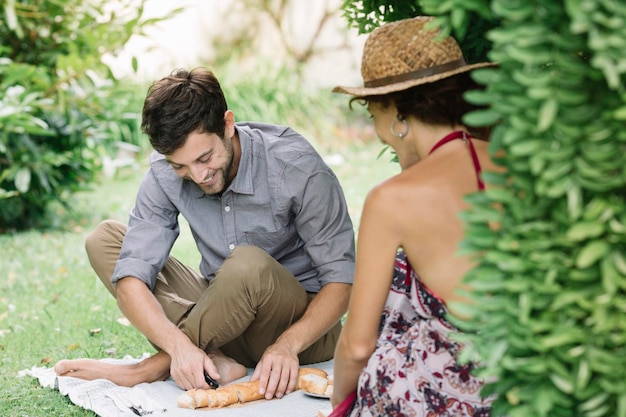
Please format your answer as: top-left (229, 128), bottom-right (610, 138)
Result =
top-left (379, 163), bottom-right (448, 195)
top-left (364, 169), bottom-right (439, 217)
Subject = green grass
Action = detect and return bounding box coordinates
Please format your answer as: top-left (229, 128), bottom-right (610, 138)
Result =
top-left (0, 140), bottom-right (398, 416)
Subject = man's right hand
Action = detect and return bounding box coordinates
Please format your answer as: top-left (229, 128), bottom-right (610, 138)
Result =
top-left (169, 339), bottom-right (221, 390)
top-left (115, 277), bottom-right (219, 390)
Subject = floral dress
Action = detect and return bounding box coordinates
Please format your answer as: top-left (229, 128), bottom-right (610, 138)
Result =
top-left (348, 251), bottom-right (492, 417)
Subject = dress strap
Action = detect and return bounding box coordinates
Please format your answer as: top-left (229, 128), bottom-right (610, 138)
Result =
top-left (428, 130), bottom-right (485, 190)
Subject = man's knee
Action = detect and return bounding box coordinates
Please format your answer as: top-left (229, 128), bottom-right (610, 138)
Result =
top-left (85, 219), bottom-right (125, 255)
top-left (84, 220), bottom-right (126, 297)
top-left (224, 245), bottom-right (276, 275)
top-left (214, 245), bottom-right (286, 291)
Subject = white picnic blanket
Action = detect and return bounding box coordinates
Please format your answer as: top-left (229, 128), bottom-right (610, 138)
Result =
top-left (19, 355), bottom-right (333, 417)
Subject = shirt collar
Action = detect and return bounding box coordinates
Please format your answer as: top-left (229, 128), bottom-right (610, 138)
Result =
top-left (228, 125), bottom-right (254, 195)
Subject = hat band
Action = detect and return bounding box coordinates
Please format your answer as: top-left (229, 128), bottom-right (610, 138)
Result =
top-left (364, 58), bottom-right (468, 88)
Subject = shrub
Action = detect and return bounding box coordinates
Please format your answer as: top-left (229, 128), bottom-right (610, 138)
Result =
top-left (340, 1), bottom-right (626, 416)
top-left (0, 0), bottom-right (172, 231)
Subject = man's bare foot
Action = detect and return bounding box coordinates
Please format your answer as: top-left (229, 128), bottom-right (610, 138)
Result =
top-left (208, 350), bottom-right (247, 384)
top-left (54, 350), bottom-right (246, 387)
top-left (54, 352), bottom-right (170, 387)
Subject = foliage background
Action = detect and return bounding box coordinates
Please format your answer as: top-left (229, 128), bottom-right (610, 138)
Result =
top-left (340, 1), bottom-right (626, 416)
top-left (0, 0), bottom-right (169, 231)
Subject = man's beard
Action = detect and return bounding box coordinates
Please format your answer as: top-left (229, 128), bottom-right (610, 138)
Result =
top-left (203, 135), bottom-right (234, 196)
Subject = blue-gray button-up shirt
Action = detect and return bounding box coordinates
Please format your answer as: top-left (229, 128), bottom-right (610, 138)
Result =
top-left (111, 122), bottom-right (355, 293)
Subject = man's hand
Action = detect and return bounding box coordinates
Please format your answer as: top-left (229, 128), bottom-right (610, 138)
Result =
top-left (249, 283), bottom-right (351, 400)
top-left (169, 340), bottom-right (221, 391)
top-left (250, 341), bottom-right (300, 399)
top-left (115, 278), bottom-right (220, 390)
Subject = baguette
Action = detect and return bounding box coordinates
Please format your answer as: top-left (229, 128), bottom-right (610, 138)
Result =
top-left (177, 367), bottom-right (329, 409)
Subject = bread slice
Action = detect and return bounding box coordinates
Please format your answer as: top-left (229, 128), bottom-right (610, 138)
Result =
top-left (177, 388), bottom-right (219, 409)
top-left (296, 367), bottom-right (329, 392)
top-left (176, 391), bottom-right (196, 409)
top-left (298, 373), bottom-right (329, 395)
top-left (202, 389), bottom-right (219, 408)
top-left (298, 367), bottom-right (328, 379)
top-left (215, 386), bottom-right (239, 407)
top-left (232, 381), bottom-right (264, 403)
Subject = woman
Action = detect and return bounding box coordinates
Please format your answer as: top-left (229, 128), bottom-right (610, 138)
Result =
top-left (330, 16), bottom-right (500, 416)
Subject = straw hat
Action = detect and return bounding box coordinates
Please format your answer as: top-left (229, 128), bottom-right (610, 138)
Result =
top-left (333, 16), bottom-right (496, 96)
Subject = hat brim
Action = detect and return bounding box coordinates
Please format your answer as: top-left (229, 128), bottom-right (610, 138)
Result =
top-left (332, 62), bottom-right (497, 97)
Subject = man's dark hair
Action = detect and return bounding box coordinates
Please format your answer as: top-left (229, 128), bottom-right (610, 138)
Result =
top-left (352, 72), bottom-right (492, 140)
top-left (141, 67), bottom-right (228, 155)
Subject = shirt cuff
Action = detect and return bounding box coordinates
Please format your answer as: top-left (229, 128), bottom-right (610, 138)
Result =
top-left (317, 260), bottom-right (355, 287)
top-left (112, 258), bottom-right (159, 291)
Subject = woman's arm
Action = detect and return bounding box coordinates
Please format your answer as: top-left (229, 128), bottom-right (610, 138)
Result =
top-left (331, 184), bottom-right (402, 407)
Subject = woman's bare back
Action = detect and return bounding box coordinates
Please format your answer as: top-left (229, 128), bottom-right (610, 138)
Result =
top-left (378, 138), bottom-right (499, 305)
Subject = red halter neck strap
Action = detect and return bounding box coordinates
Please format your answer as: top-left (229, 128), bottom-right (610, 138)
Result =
top-left (428, 130), bottom-right (485, 190)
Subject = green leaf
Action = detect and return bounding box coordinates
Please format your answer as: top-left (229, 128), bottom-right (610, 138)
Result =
top-left (4, 0), bottom-right (23, 38)
top-left (537, 98), bottom-right (559, 132)
top-left (534, 386), bottom-right (556, 416)
top-left (470, 68), bottom-right (502, 85)
top-left (14, 167), bottom-right (31, 193)
top-left (576, 240), bottom-right (611, 269)
top-left (614, 105), bottom-right (626, 120)
top-left (550, 373), bottom-right (575, 394)
top-left (565, 221), bottom-right (605, 242)
top-left (481, 171), bottom-right (509, 185)
top-left (484, 188), bottom-right (515, 203)
top-left (463, 108), bottom-right (502, 126)
top-left (509, 140), bottom-right (544, 157)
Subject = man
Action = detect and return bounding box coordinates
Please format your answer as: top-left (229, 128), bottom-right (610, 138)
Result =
top-left (54, 68), bottom-right (355, 400)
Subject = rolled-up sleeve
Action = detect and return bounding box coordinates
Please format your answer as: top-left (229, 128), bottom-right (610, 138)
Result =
top-left (290, 164), bottom-right (355, 287)
top-left (111, 168), bottom-right (180, 290)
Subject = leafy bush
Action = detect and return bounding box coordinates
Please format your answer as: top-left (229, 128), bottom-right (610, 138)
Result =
top-left (340, 1), bottom-right (626, 416)
top-left (0, 0), bottom-right (170, 231)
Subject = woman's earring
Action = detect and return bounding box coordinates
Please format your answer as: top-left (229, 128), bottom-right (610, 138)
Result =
top-left (390, 116), bottom-right (409, 138)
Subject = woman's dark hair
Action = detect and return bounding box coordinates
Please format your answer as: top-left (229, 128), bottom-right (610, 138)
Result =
top-left (351, 72), bottom-right (492, 140)
top-left (141, 67), bottom-right (228, 155)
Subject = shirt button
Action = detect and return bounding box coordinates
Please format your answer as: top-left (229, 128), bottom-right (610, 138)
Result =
top-left (224, 206), bottom-right (231, 212)
top-left (229, 244), bottom-right (235, 250)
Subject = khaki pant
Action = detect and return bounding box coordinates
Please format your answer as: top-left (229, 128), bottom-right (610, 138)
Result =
top-left (86, 220), bottom-right (340, 368)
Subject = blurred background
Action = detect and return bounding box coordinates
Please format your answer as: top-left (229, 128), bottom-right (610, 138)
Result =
top-left (105, 0), bottom-right (366, 87)
top-left (0, 0), bottom-right (386, 233)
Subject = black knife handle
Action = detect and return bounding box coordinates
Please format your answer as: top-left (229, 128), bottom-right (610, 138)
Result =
top-left (204, 372), bottom-right (219, 389)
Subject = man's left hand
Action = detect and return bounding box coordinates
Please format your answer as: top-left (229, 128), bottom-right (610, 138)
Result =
top-left (250, 342), bottom-right (300, 399)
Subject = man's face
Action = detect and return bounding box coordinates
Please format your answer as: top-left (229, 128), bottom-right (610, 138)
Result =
top-left (165, 129), bottom-right (235, 195)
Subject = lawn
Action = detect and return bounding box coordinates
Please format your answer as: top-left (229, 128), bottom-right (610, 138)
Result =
top-left (0, 140), bottom-right (398, 416)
